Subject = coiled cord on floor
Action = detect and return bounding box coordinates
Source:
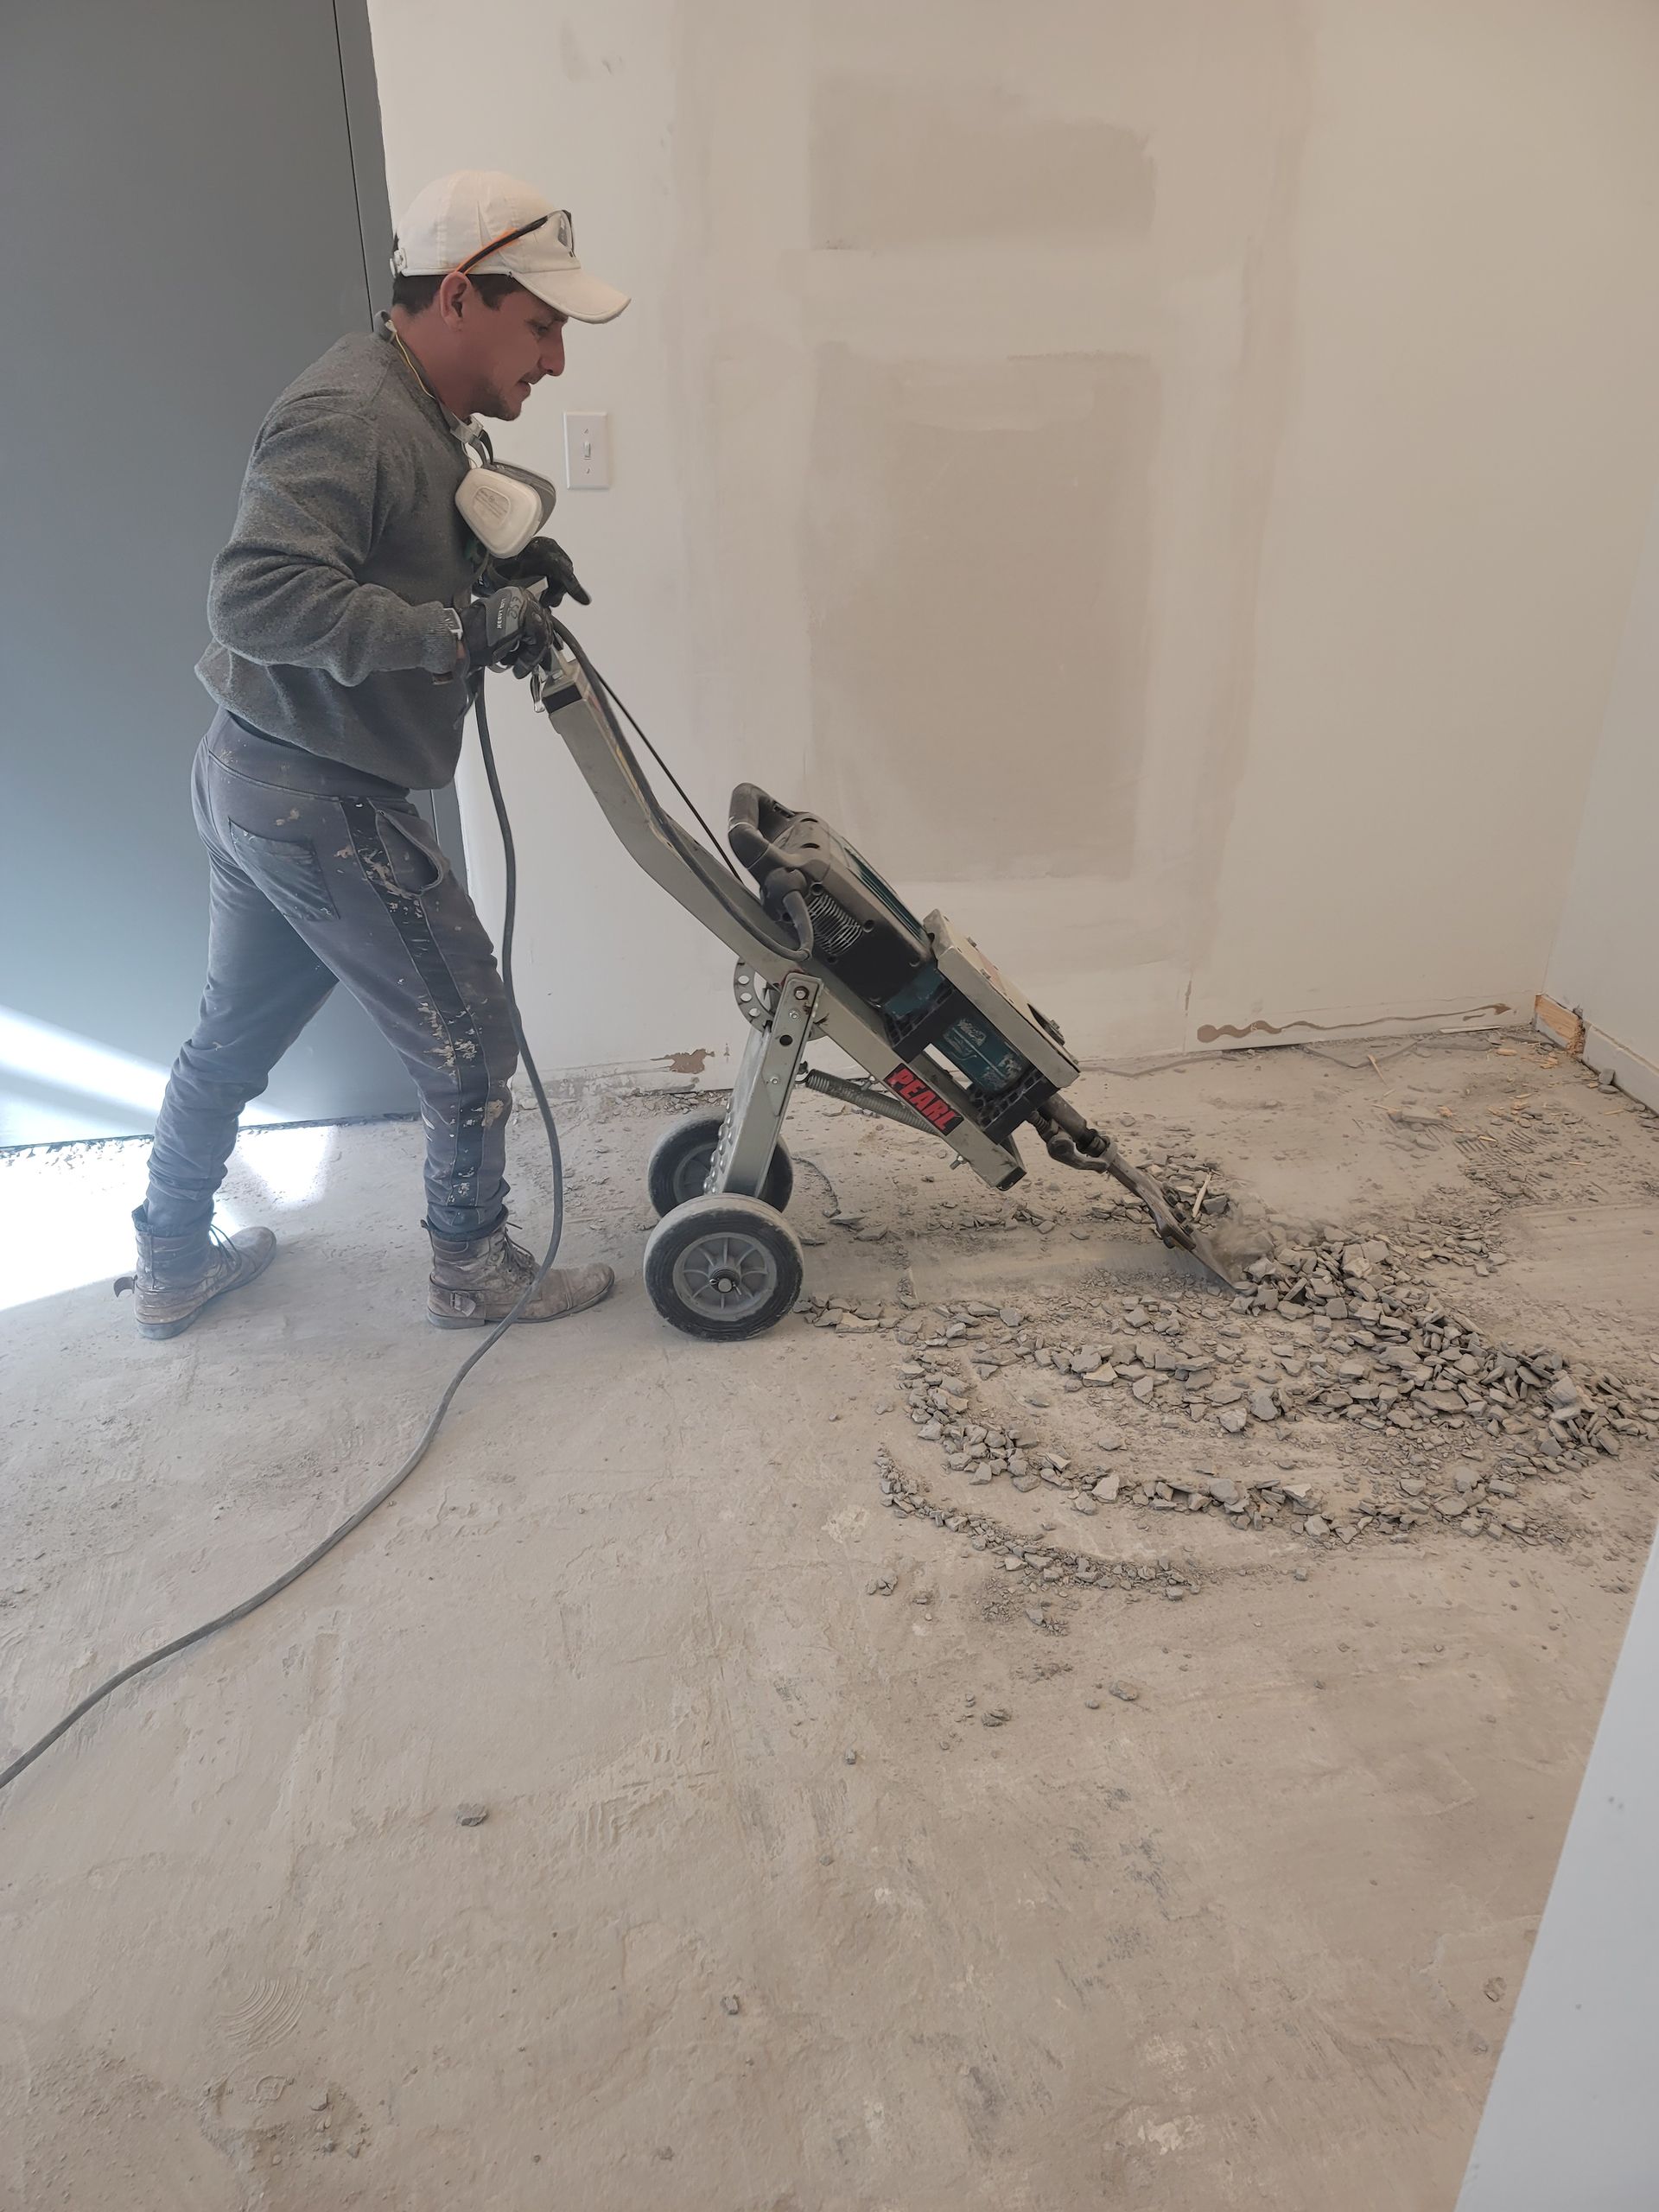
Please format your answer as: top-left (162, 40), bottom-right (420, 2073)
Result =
top-left (0, 683), bottom-right (562, 1798)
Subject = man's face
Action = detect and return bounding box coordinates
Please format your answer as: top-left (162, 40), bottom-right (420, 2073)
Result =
top-left (461, 285), bottom-right (567, 420)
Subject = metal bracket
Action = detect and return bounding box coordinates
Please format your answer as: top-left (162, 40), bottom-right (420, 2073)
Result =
top-left (709, 969), bottom-right (821, 1198)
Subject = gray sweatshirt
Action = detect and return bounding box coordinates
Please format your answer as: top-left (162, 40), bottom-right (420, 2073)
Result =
top-left (196, 321), bottom-right (482, 790)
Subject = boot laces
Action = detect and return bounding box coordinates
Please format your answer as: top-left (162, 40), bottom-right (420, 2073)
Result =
top-left (206, 1224), bottom-right (245, 1279)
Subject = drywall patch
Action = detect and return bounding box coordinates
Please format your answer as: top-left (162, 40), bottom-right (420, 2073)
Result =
top-left (804, 346), bottom-right (1156, 881)
top-left (810, 77), bottom-right (1154, 250)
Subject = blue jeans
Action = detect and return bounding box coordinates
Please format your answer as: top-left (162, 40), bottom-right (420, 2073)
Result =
top-left (145, 710), bottom-right (515, 1241)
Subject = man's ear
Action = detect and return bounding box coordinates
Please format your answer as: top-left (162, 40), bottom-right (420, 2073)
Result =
top-left (436, 269), bottom-right (472, 327)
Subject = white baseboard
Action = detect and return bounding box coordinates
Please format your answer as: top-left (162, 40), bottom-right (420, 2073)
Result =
top-left (1582, 1026), bottom-right (1659, 1114)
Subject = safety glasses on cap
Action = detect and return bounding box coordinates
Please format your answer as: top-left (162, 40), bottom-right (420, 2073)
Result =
top-left (453, 208), bottom-right (574, 276)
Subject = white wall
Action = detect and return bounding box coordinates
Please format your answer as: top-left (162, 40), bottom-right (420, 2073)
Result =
top-left (1456, 1521), bottom-right (1659, 2209)
top-left (367, 0), bottom-right (1659, 1084)
top-left (1545, 478), bottom-right (1659, 1109)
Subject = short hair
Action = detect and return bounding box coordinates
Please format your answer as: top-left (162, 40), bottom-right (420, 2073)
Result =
top-left (390, 270), bottom-right (526, 315)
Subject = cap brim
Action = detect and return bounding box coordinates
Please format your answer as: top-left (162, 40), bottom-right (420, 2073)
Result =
top-left (516, 265), bottom-right (631, 325)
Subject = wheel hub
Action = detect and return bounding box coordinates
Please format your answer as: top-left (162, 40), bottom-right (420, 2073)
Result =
top-left (672, 1229), bottom-right (779, 1319)
top-left (672, 1144), bottom-right (719, 1206)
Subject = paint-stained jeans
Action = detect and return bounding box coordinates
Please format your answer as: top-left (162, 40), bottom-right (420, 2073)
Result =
top-left (145, 709), bottom-right (515, 1241)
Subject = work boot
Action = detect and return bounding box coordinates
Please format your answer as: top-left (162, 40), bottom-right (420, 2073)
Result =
top-left (427, 1219), bottom-right (614, 1329)
top-left (116, 1206), bottom-right (277, 1340)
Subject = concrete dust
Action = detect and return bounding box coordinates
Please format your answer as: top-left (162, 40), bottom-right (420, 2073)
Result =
top-left (0, 1029), bottom-right (1656, 2209)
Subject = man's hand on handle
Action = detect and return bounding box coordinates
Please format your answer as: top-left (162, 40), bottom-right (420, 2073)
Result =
top-left (459, 585), bottom-right (556, 678)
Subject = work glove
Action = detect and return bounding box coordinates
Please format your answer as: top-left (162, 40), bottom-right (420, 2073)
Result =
top-left (459, 585), bottom-right (556, 678)
top-left (488, 534), bottom-right (590, 608)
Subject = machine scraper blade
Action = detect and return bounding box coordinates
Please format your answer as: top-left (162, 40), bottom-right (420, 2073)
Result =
top-left (1107, 1157), bottom-right (1243, 1296)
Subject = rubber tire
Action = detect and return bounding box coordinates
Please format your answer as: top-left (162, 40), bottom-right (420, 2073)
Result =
top-left (645, 1110), bottom-right (794, 1218)
top-left (643, 1192), bottom-right (805, 1341)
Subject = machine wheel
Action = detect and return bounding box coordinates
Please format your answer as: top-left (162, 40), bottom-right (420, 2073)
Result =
top-left (643, 1193), bottom-right (804, 1340)
top-left (645, 1111), bottom-right (794, 1217)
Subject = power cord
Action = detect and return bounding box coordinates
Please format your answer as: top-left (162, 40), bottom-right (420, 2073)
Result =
top-left (0, 683), bottom-right (562, 1798)
top-left (596, 669), bottom-right (743, 884)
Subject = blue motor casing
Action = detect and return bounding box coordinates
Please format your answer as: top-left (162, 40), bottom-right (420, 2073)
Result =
top-left (881, 970), bottom-right (1027, 1095)
top-left (728, 782), bottom-right (1040, 1103)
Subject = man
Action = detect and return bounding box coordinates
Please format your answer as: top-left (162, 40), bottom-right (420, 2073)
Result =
top-left (122, 172), bottom-right (626, 1340)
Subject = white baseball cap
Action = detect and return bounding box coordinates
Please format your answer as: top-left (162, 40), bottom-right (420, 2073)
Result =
top-left (391, 169), bottom-right (630, 325)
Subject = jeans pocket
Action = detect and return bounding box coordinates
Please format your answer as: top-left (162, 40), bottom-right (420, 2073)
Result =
top-left (374, 805), bottom-right (449, 897)
top-left (227, 818), bottom-right (340, 925)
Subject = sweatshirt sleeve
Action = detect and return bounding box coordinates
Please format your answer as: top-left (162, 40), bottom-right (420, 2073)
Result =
top-left (206, 398), bottom-right (458, 683)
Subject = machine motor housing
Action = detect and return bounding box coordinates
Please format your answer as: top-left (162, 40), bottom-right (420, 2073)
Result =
top-left (726, 784), bottom-right (1076, 1124)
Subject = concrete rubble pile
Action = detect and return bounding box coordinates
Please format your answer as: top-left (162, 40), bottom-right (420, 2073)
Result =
top-left (800, 1215), bottom-right (1659, 1584)
top-left (872, 1444), bottom-right (1199, 1606)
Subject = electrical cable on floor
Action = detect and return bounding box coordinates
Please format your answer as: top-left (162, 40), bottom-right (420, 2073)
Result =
top-left (0, 683), bottom-right (562, 1798)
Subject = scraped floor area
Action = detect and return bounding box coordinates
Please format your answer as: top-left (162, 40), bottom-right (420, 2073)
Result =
top-left (3, 1030), bottom-right (1656, 2211)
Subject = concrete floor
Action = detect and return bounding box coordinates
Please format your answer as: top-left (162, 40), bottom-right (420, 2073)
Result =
top-left (2, 1031), bottom-right (1656, 2210)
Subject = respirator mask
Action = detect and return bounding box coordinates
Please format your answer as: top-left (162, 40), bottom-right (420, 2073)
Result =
top-left (454, 435), bottom-right (560, 560)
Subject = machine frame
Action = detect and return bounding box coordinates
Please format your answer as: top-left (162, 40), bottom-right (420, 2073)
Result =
top-left (532, 639), bottom-right (1233, 1338)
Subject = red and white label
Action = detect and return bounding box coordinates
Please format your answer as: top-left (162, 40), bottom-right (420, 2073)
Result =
top-left (885, 1065), bottom-right (962, 1133)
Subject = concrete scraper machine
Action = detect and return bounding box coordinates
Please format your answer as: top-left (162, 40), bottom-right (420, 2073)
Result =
top-left (533, 625), bottom-right (1239, 1340)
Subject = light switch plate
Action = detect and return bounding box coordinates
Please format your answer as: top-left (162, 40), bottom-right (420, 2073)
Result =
top-left (563, 411), bottom-right (611, 490)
